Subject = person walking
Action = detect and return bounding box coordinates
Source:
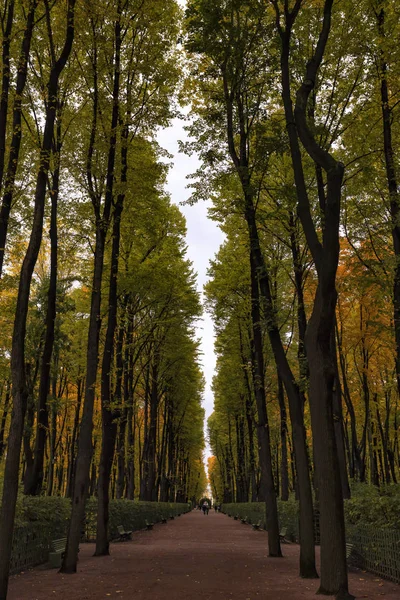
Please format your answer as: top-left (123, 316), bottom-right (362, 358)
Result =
top-left (202, 501), bottom-right (209, 515)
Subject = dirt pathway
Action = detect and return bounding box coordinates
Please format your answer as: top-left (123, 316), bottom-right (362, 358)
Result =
top-left (8, 510), bottom-right (399, 599)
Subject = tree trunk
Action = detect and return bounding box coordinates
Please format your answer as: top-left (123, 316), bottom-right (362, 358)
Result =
top-left (245, 192), bottom-right (316, 574)
top-left (248, 246), bottom-right (282, 556)
top-left (141, 360), bottom-right (159, 501)
top-left (0, 0), bottom-right (15, 196)
top-left (274, 1), bottom-right (351, 594)
top-left (376, 6), bottom-right (400, 402)
top-left (24, 111), bottom-right (61, 496)
top-left (277, 374), bottom-right (289, 501)
top-left (0, 0), bottom-right (38, 277)
top-left (62, 2), bottom-right (119, 571)
top-left (95, 184), bottom-right (125, 556)
top-left (66, 377), bottom-right (83, 498)
top-left (331, 330), bottom-right (351, 498)
top-left (239, 326), bottom-right (257, 502)
top-left (0, 3), bottom-right (75, 593)
top-left (0, 382), bottom-right (10, 459)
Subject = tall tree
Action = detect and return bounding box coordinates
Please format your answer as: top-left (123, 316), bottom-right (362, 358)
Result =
top-left (0, 0), bottom-right (76, 595)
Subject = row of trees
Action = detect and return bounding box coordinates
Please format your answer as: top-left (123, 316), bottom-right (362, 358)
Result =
top-left (0, 1), bottom-right (206, 598)
top-left (184, 0), bottom-right (400, 598)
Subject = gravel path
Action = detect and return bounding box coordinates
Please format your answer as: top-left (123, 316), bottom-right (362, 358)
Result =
top-left (8, 510), bottom-right (399, 599)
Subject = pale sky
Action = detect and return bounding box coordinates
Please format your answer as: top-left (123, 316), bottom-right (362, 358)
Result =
top-left (157, 114), bottom-right (225, 466)
top-left (156, 0), bottom-right (225, 480)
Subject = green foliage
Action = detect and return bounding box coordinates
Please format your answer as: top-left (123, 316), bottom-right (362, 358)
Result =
top-left (345, 484), bottom-right (400, 529)
top-left (224, 487), bottom-right (400, 535)
top-left (15, 496), bottom-right (71, 537)
top-left (222, 498), bottom-right (298, 537)
top-left (80, 499), bottom-right (189, 541)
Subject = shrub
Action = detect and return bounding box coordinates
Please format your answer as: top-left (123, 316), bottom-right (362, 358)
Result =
top-left (345, 483), bottom-right (400, 529)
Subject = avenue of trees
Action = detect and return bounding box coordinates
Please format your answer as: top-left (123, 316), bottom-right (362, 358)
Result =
top-left (0, 1), bottom-right (206, 597)
top-left (183, 0), bottom-right (400, 598)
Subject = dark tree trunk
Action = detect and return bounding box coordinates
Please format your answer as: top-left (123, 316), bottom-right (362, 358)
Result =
top-left (239, 326), bottom-right (257, 502)
top-left (221, 59), bottom-right (281, 558)
top-left (376, 7), bottom-right (400, 402)
top-left (122, 306), bottom-right (135, 499)
top-left (0, 382), bottom-right (10, 459)
top-left (115, 316), bottom-right (126, 499)
top-left (331, 330), bottom-right (351, 498)
top-left (24, 110), bottom-right (62, 496)
top-left (337, 325), bottom-right (363, 480)
top-left (0, 3), bottom-right (75, 594)
top-left (62, 2), bottom-right (116, 572)
top-left (248, 247), bottom-right (282, 556)
top-left (46, 372), bottom-right (58, 497)
top-left (277, 374), bottom-right (289, 501)
top-left (95, 185), bottom-right (125, 556)
top-left (66, 376), bottom-right (83, 498)
top-left (141, 361), bottom-right (159, 501)
top-left (289, 210), bottom-right (308, 394)
top-left (156, 399), bottom-right (168, 500)
top-left (0, 0), bottom-right (15, 195)
top-left (0, 0), bottom-right (37, 277)
top-left (245, 192), bottom-right (316, 574)
top-left (274, 1), bottom-right (351, 594)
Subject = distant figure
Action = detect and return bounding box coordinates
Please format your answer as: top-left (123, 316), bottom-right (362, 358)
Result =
top-left (217, 504), bottom-right (221, 512)
top-left (202, 501), bottom-right (209, 515)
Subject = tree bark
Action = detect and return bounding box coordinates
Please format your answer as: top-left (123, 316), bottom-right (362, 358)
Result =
top-left (0, 0), bottom-right (15, 196)
top-left (248, 245), bottom-right (282, 556)
top-left (62, 3), bottom-right (116, 571)
top-left (291, 0), bottom-right (351, 594)
top-left (95, 175), bottom-right (125, 555)
top-left (376, 5), bottom-right (400, 401)
top-left (24, 107), bottom-right (62, 496)
top-left (277, 374), bottom-right (289, 501)
top-left (272, 0), bottom-right (352, 594)
top-left (0, 0), bottom-right (38, 277)
top-left (0, 381), bottom-right (10, 459)
top-left (0, 2), bottom-right (75, 594)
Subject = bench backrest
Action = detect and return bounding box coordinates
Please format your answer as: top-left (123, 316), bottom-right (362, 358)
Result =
top-left (345, 543), bottom-right (353, 559)
top-left (117, 525), bottom-right (125, 534)
top-left (280, 527), bottom-right (287, 536)
top-left (52, 538), bottom-right (67, 552)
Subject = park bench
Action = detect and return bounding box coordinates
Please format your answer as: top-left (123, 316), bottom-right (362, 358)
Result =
top-left (161, 517), bottom-right (168, 524)
top-left (233, 515), bottom-right (239, 520)
top-left (48, 537), bottom-right (67, 568)
top-left (252, 521), bottom-right (262, 531)
top-left (117, 525), bottom-right (132, 541)
top-left (241, 515), bottom-right (248, 524)
top-left (169, 514), bottom-right (175, 520)
top-left (145, 520), bottom-right (154, 530)
top-left (346, 543), bottom-right (354, 560)
top-left (279, 527), bottom-right (287, 542)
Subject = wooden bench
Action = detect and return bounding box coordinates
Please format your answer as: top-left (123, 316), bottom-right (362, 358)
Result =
top-left (117, 525), bottom-right (132, 541)
top-left (241, 515), bottom-right (248, 524)
top-left (346, 543), bottom-right (354, 560)
top-left (252, 521), bottom-right (262, 530)
top-left (49, 537), bottom-right (67, 568)
top-left (145, 520), bottom-right (154, 530)
top-left (169, 514), bottom-right (175, 520)
top-left (161, 517), bottom-right (168, 524)
top-left (233, 515), bottom-right (239, 520)
top-left (279, 527), bottom-right (287, 542)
